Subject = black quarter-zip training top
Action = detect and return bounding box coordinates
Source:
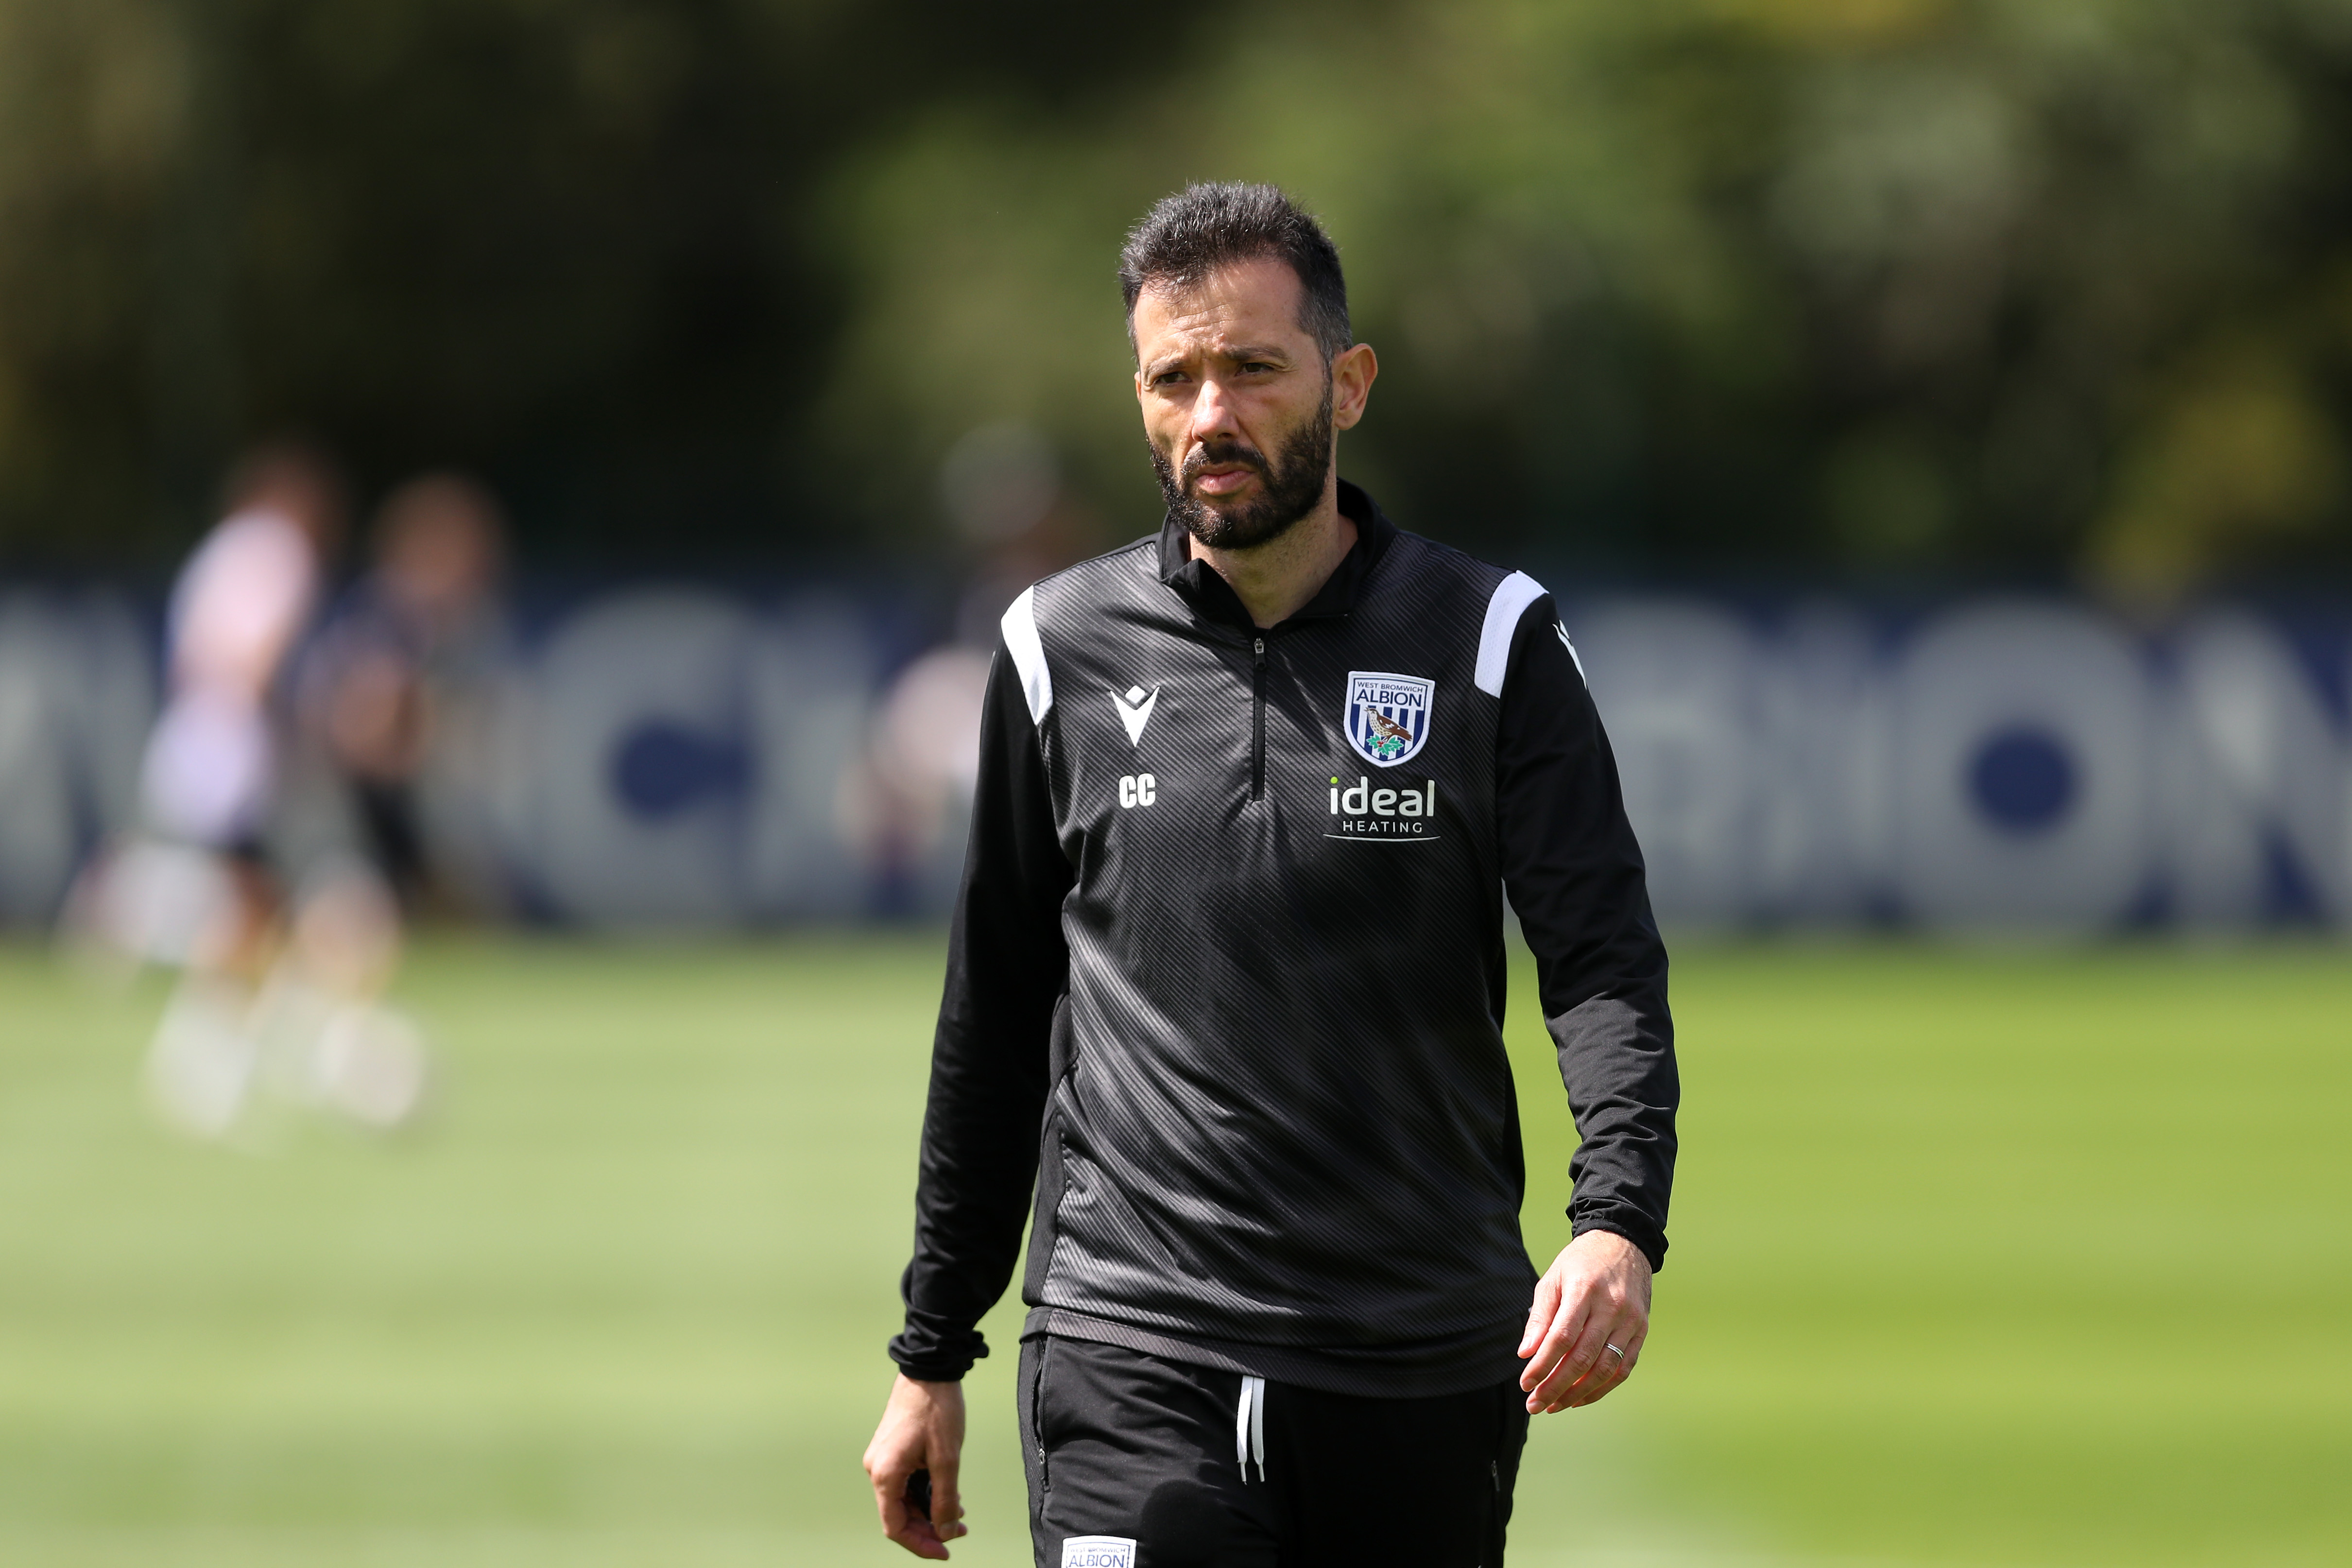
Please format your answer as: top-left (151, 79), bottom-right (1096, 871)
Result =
top-left (890, 482), bottom-right (1677, 1398)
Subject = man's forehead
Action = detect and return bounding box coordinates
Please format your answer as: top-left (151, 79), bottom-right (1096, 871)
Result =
top-left (1133, 258), bottom-right (1310, 353)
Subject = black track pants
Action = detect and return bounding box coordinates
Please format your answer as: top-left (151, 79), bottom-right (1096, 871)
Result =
top-left (1018, 1335), bottom-right (1530, 1568)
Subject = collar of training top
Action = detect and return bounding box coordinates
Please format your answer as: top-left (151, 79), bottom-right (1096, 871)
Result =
top-left (1156, 478), bottom-right (1399, 633)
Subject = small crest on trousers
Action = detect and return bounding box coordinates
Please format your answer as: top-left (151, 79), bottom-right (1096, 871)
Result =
top-left (1342, 670), bottom-right (1434, 767)
top-left (1060, 1537), bottom-right (1137, 1568)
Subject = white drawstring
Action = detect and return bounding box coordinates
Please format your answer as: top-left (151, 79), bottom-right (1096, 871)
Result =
top-left (1250, 1374), bottom-right (1266, 1481)
top-left (1235, 1374), bottom-right (1266, 1482)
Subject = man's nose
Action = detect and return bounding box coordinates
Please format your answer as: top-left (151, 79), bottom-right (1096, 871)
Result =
top-left (1189, 377), bottom-right (1241, 445)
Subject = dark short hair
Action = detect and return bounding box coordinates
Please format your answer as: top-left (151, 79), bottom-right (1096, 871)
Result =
top-left (1119, 183), bottom-right (1351, 363)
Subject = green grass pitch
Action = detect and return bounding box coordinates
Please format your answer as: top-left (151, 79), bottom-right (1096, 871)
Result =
top-left (0, 935), bottom-right (2344, 1566)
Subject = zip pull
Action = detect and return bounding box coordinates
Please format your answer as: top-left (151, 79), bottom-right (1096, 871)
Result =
top-left (1249, 638), bottom-right (1268, 800)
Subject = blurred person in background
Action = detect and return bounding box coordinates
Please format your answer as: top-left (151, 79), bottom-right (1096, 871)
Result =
top-left (300, 471), bottom-right (515, 918)
top-left (837, 643), bottom-right (993, 915)
top-left (71, 441), bottom-right (428, 1142)
top-left (840, 427), bottom-right (1092, 913)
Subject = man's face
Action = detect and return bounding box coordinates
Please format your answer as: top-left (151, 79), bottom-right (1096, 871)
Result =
top-left (1133, 257), bottom-right (1366, 551)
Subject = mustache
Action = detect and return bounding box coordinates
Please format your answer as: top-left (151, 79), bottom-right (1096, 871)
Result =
top-left (1181, 440), bottom-right (1273, 487)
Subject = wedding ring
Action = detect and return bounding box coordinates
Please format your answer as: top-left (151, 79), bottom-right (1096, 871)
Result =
top-left (1604, 1343), bottom-right (1625, 1361)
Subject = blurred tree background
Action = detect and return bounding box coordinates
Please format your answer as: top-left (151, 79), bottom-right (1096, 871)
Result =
top-left (4, 0), bottom-right (2352, 599)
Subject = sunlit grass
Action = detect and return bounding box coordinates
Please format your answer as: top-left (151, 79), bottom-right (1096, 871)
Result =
top-left (0, 936), bottom-right (2343, 1566)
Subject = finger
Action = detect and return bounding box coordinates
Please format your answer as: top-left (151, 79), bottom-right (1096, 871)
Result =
top-left (1534, 1303), bottom-right (1631, 1409)
top-left (1516, 1269), bottom-right (1562, 1357)
top-left (882, 1498), bottom-right (951, 1559)
top-left (1519, 1291), bottom-right (1589, 1396)
top-left (1564, 1336), bottom-right (1631, 1407)
top-left (1607, 1321), bottom-right (1649, 1379)
top-left (1521, 1292), bottom-right (1590, 1397)
top-left (1518, 1272), bottom-right (1591, 1388)
top-left (874, 1467), bottom-right (910, 1537)
top-left (1576, 1315), bottom-right (1648, 1406)
top-left (884, 1507), bottom-right (950, 1561)
top-left (932, 1451), bottom-right (966, 1541)
top-left (1570, 1316), bottom-right (1640, 1399)
top-left (1557, 1314), bottom-right (1648, 1411)
top-left (878, 1488), bottom-right (949, 1558)
top-left (1531, 1322), bottom-right (1605, 1408)
top-left (871, 1454), bottom-right (949, 1559)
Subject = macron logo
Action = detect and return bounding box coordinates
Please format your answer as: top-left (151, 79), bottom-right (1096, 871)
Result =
top-left (1061, 1537), bottom-right (1136, 1568)
top-left (1113, 684), bottom-right (1160, 746)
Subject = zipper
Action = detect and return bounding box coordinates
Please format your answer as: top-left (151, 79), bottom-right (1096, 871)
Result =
top-left (1250, 636), bottom-right (1267, 800)
top-left (1031, 1337), bottom-right (1053, 1491)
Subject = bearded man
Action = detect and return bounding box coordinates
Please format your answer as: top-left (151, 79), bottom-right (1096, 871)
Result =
top-left (864, 183), bottom-right (1678, 1568)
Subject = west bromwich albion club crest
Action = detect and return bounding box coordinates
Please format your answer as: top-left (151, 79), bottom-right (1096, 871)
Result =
top-left (1343, 671), bottom-right (1435, 767)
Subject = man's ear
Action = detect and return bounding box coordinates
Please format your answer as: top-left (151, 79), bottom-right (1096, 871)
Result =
top-left (1331, 342), bottom-right (1379, 431)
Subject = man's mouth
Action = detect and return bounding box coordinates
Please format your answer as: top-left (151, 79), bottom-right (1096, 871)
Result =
top-left (1192, 465), bottom-right (1257, 497)
top-left (1183, 444), bottom-right (1269, 500)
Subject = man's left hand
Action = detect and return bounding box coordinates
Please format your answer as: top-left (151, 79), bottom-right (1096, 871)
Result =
top-left (1517, 1229), bottom-right (1652, 1413)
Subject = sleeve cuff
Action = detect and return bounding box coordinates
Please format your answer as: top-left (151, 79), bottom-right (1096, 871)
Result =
top-left (1570, 1211), bottom-right (1668, 1273)
top-left (887, 1323), bottom-right (989, 1382)
top-left (888, 1356), bottom-right (973, 1383)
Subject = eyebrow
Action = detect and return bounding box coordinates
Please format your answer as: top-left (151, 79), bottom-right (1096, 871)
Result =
top-left (1143, 343), bottom-right (1294, 378)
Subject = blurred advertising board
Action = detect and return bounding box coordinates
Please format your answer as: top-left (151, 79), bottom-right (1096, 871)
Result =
top-left (1568, 597), bottom-right (2348, 933)
top-left (1, 586), bottom-right (2346, 935)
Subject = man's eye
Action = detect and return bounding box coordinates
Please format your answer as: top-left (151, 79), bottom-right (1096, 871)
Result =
top-left (1240, 362), bottom-right (1274, 374)
top-left (1152, 371), bottom-right (1189, 387)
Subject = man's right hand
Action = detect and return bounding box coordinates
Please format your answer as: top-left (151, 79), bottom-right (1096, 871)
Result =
top-left (863, 1373), bottom-right (968, 1559)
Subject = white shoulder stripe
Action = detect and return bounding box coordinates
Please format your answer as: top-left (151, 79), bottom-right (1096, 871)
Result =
top-left (1474, 571), bottom-right (1549, 696)
top-left (1000, 585), bottom-right (1053, 723)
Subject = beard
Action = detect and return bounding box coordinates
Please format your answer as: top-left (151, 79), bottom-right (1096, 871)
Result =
top-left (1150, 381), bottom-right (1334, 551)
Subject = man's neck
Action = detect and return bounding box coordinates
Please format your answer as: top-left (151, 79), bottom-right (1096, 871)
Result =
top-left (1185, 476), bottom-right (1357, 630)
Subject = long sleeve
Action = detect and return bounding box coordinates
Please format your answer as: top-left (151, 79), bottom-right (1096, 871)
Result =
top-left (887, 641), bottom-right (1074, 1379)
top-left (1494, 596), bottom-right (1679, 1269)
